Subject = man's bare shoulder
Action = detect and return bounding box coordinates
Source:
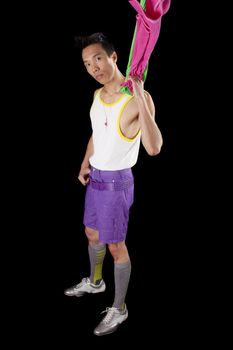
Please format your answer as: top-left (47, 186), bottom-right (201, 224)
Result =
top-left (129, 89), bottom-right (155, 115)
top-left (143, 89), bottom-right (153, 100)
top-left (128, 89), bottom-right (153, 106)
top-left (93, 88), bottom-right (102, 99)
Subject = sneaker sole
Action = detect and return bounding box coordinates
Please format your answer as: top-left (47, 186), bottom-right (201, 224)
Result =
top-left (64, 286), bottom-right (106, 297)
top-left (94, 325), bottom-right (120, 336)
top-left (75, 288), bottom-right (106, 297)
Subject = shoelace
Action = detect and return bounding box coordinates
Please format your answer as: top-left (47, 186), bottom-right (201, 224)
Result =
top-left (100, 307), bottom-right (119, 324)
top-left (74, 277), bottom-right (90, 289)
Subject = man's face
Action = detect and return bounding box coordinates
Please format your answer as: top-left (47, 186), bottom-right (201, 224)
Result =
top-left (82, 43), bottom-right (116, 84)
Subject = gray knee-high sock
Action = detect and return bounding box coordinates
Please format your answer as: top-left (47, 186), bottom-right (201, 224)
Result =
top-left (113, 260), bottom-right (131, 309)
top-left (88, 243), bottom-right (106, 285)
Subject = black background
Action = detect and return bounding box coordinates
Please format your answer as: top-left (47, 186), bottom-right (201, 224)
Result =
top-left (10, 1), bottom-right (208, 347)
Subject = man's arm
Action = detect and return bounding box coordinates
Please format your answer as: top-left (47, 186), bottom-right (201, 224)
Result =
top-left (78, 89), bottom-right (99, 185)
top-left (78, 135), bottom-right (94, 185)
top-left (131, 77), bottom-right (163, 156)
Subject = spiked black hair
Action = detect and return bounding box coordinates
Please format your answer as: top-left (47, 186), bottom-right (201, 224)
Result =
top-left (75, 32), bottom-right (115, 56)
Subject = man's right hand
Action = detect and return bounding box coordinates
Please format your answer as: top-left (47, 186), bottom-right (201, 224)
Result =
top-left (78, 167), bottom-right (90, 186)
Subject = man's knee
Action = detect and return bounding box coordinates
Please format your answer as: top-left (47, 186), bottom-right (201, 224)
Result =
top-left (85, 226), bottom-right (99, 243)
top-left (108, 242), bottom-right (126, 260)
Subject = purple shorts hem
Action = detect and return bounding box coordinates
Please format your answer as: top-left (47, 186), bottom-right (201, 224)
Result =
top-left (98, 238), bottom-right (126, 244)
top-left (83, 223), bottom-right (98, 231)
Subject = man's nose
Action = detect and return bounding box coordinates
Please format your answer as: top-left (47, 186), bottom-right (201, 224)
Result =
top-left (92, 64), bottom-right (99, 73)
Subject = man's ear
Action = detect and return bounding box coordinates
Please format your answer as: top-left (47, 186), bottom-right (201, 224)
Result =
top-left (112, 51), bottom-right (117, 62)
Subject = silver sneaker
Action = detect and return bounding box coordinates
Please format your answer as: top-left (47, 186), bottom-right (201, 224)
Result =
top-left (94, 305), bottom-right (128, 336)
top-left (64, 277), bottom-right (106, 297)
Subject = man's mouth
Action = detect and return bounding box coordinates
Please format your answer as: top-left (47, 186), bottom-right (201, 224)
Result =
top-left (95, 74), bottom-right (103, 80)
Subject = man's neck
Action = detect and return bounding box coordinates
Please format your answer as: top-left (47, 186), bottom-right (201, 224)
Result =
top-left (103, 76), bottom-right (125, 97)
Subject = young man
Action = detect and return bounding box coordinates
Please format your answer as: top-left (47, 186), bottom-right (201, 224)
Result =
top-left (64, 32), bottom-right (163, 336)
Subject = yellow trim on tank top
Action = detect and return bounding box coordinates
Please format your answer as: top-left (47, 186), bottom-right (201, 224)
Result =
top-left (117, 97), bottom-right (141, 142)
top-left (98, 91), bottom-right (126, 106)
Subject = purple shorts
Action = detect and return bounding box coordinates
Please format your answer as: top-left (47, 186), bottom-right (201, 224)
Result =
top-left (83, 167), bottom-right (134, 244)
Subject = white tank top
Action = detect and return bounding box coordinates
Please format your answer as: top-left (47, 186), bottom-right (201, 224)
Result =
top-left (89, 89), bottom-right (141, 170)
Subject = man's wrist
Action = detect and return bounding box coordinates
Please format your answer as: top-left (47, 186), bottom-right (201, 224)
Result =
top-left (81, 162), bottom-right (90, 170)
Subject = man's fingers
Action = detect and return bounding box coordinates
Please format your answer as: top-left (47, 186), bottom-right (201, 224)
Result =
top-left (78, 174), bottom-right (89, 186)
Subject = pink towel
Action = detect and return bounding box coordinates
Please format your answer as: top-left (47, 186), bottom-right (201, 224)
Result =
top-left (121, 0), bottom-right (171, 94)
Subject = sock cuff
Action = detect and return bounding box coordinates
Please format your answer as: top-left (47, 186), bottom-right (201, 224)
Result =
top-left (114, 260), bottom-right (131, 269)
top-left (89, 243), bottom-right (106, 251)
